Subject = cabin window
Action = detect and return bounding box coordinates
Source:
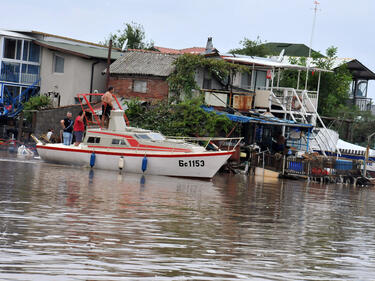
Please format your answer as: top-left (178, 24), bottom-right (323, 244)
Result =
top-left (133, 80), bottom-right (147, 93)
top-left (149, 132), bottom-right (165, 141)
top-left (112, 139), bottom-right (127, 145)
top-left (87, 137), bottom-right (100, 143)
top-left (135, 134), bottom-right (151, 140)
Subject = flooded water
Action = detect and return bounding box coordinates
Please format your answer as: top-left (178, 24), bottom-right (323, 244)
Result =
top-left (0, 151), bottom-right (375, 280)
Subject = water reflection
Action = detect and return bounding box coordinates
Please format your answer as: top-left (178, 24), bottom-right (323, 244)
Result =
top-left (0, 151), bottom-right (375, 280)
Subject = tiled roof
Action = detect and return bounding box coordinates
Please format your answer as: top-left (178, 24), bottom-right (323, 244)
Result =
top-left (109, 51), bottom-right (179, 77)
top-left (154, 46), bottom-right (206, 54)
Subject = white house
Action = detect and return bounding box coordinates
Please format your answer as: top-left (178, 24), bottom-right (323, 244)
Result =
top-left (0, 30), bottom-right (122, 110)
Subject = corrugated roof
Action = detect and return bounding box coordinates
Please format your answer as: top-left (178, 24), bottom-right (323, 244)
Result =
top-left (109, 51), bottom-right (179, 77)
top-left (34, 40), bottom-right (122, 60)
top-left (221, 54), bottom-right (330, 72)
top-left (0, 29), bottom-right (34, 40)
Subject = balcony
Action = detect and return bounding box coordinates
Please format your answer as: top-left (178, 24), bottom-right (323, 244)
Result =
top-left (349, 97), bottom-right (372, 111)
top-left (0, 71), bottom-right (40, 85)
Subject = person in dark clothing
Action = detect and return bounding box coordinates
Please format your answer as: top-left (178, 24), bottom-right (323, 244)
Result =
top-left (60, 112), bottom-right (74, 145)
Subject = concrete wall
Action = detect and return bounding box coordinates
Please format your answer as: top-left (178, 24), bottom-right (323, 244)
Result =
top-left (40, 48), bottom-right (107, 106)
top-left (33, 104), bottom-right (82, 139)
top-left (109, 76), bottom-right (169, 100)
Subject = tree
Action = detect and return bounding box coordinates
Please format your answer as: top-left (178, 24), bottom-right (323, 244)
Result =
top-left (229, 36), bottom-right (270, 57)
top-left (100, 22), bottom-right (154, 49)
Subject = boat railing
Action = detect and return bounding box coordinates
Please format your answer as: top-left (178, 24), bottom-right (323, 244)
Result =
top-left (169, 137), bottom-right (243, 152)
top-left (77, 93), bottom-right (130, 128)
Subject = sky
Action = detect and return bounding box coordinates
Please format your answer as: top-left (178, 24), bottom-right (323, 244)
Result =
top-left (1, 0), bottom-right (374, 96)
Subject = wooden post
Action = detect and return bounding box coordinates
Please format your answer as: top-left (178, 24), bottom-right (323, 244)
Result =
top-left (17, 111), bottom-right (24, 142)
top-left (106, 39), bottom-right (112, 88)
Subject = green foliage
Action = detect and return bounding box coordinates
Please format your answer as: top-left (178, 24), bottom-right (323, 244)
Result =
top-left (125, 98), bottom-right (233, 137)
top-left (100, 21), bottom-right (154, 49)
top-left (229, 36), bottom-right (270, 57)
top-left (22, 95), bottom-right (52, 121)
top-left (168, 54), bottom-right (250, 100)
top-left (23, 95), bottom-right (52, 111)
top-left (280, 46), bottom-right (352, 117)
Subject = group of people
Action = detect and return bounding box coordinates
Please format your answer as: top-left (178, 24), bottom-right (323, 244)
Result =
top-left (60, 110), bottom-right (86, 146)
top-left (60, 87), bottom-right (115, 146)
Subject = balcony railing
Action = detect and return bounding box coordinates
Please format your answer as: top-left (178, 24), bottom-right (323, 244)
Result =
top-left (0, 72), bottom-right (40, 85)
top-left (349, 97), bottom-right (372, 111)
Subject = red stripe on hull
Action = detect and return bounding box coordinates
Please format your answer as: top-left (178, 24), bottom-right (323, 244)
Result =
top-left (36, 145), bottom-right (234, 158)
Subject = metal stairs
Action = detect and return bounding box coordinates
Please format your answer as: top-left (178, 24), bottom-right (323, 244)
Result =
top-left (270, 88), bottom-right (341, 157)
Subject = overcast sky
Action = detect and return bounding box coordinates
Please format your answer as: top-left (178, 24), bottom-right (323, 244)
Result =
top-left (1, 0), bottom-right (374, 96)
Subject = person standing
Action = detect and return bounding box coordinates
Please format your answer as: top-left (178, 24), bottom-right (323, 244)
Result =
top-left (60, 112), bottom-right (73, 145)
top-left (101, 87), bottom-right (114, 128)
top-left (73, 110), bottom-right (86, 146)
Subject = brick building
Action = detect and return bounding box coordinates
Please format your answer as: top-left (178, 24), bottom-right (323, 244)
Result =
top-left (108, 51), bottom-right (179, 101)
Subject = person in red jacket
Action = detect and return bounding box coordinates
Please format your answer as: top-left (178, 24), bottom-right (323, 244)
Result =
top-left (73, 110), bottom-right (86, 146)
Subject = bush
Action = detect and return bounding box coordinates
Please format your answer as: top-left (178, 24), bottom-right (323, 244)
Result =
top-left (125, 98), bottom-right (233, 137)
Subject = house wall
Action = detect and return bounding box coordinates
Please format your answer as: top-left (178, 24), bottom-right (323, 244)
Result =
top-left (40, 48), bottom-right (107, 106)
top-left (109, 76), bottom-right (169, 100)
top-left (195, 67), bottom-right (223, 90)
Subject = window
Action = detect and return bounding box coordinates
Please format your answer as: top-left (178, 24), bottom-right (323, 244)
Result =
top-left (54, 55), bottom-right (64, 73)
top-left (1, 62), bottom-right (20, 82)
top-left (87, 137), bottom-right (100, 143)
top-left (133, 80), bottom-right (147, 93)
top-left (149, 132), bottom-right (165, 141)
top-left (112, 139), bottom-right (127, 145)
top-left (29, 42), bottom-right (40, 62)
top-left (203, 78), bottom-right (212, 89)
top-left (241, 72), bottom-right (252, 89)
top-left (22, 41), bottom-right (40, 62)
top-left (23, 41), bottom-right (29, 61)
top-left (21, 64), bottom-right (40, 84)
top-left (3, 38), bottom-right (22, 60)
top-left (135, 134), bottom-right (151, 140)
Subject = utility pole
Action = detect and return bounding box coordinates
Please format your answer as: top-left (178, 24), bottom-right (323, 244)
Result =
top-left (305, 1), bottom-right (320, 90)
top-left (106, 39), bottom-right (112, 89)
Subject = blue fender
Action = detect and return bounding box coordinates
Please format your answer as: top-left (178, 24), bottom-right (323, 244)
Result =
top-left (142, 156), bottom-right (148, 173)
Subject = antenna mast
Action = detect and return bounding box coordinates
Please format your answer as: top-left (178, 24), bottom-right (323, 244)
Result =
top-left (305, 0), bottom-right (320, 90)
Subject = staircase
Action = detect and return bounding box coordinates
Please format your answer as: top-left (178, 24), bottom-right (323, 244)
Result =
top-left (269, 87), bottom-right (341, 157)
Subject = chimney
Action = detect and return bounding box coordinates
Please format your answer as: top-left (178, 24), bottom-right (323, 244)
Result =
top-left (205, 37), bottom-right (213, 52)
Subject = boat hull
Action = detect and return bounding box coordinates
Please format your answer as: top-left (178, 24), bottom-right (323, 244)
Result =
top-left (36, 144), bottom-right (233, 178)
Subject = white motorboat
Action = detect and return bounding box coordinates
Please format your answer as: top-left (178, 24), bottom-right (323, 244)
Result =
top-left (35, 94), bottom-right (241, 178)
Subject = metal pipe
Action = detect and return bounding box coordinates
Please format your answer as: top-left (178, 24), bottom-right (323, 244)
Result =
top-left (90, 60), bottom-right (100, 93)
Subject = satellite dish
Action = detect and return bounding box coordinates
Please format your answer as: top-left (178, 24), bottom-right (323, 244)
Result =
top-left (277, 49), bottom-right (285, 62)
top-left (121, 39), bottom-right (128, 52)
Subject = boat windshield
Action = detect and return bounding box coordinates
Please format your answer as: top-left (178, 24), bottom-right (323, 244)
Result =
top-left (135, 134), bottom-right (151, 140)
top-left (148, 132), bottom-right (165, 141)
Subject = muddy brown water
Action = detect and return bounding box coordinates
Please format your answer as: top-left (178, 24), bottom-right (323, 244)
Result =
top-left (0, 151), bottom-right (375, 280)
